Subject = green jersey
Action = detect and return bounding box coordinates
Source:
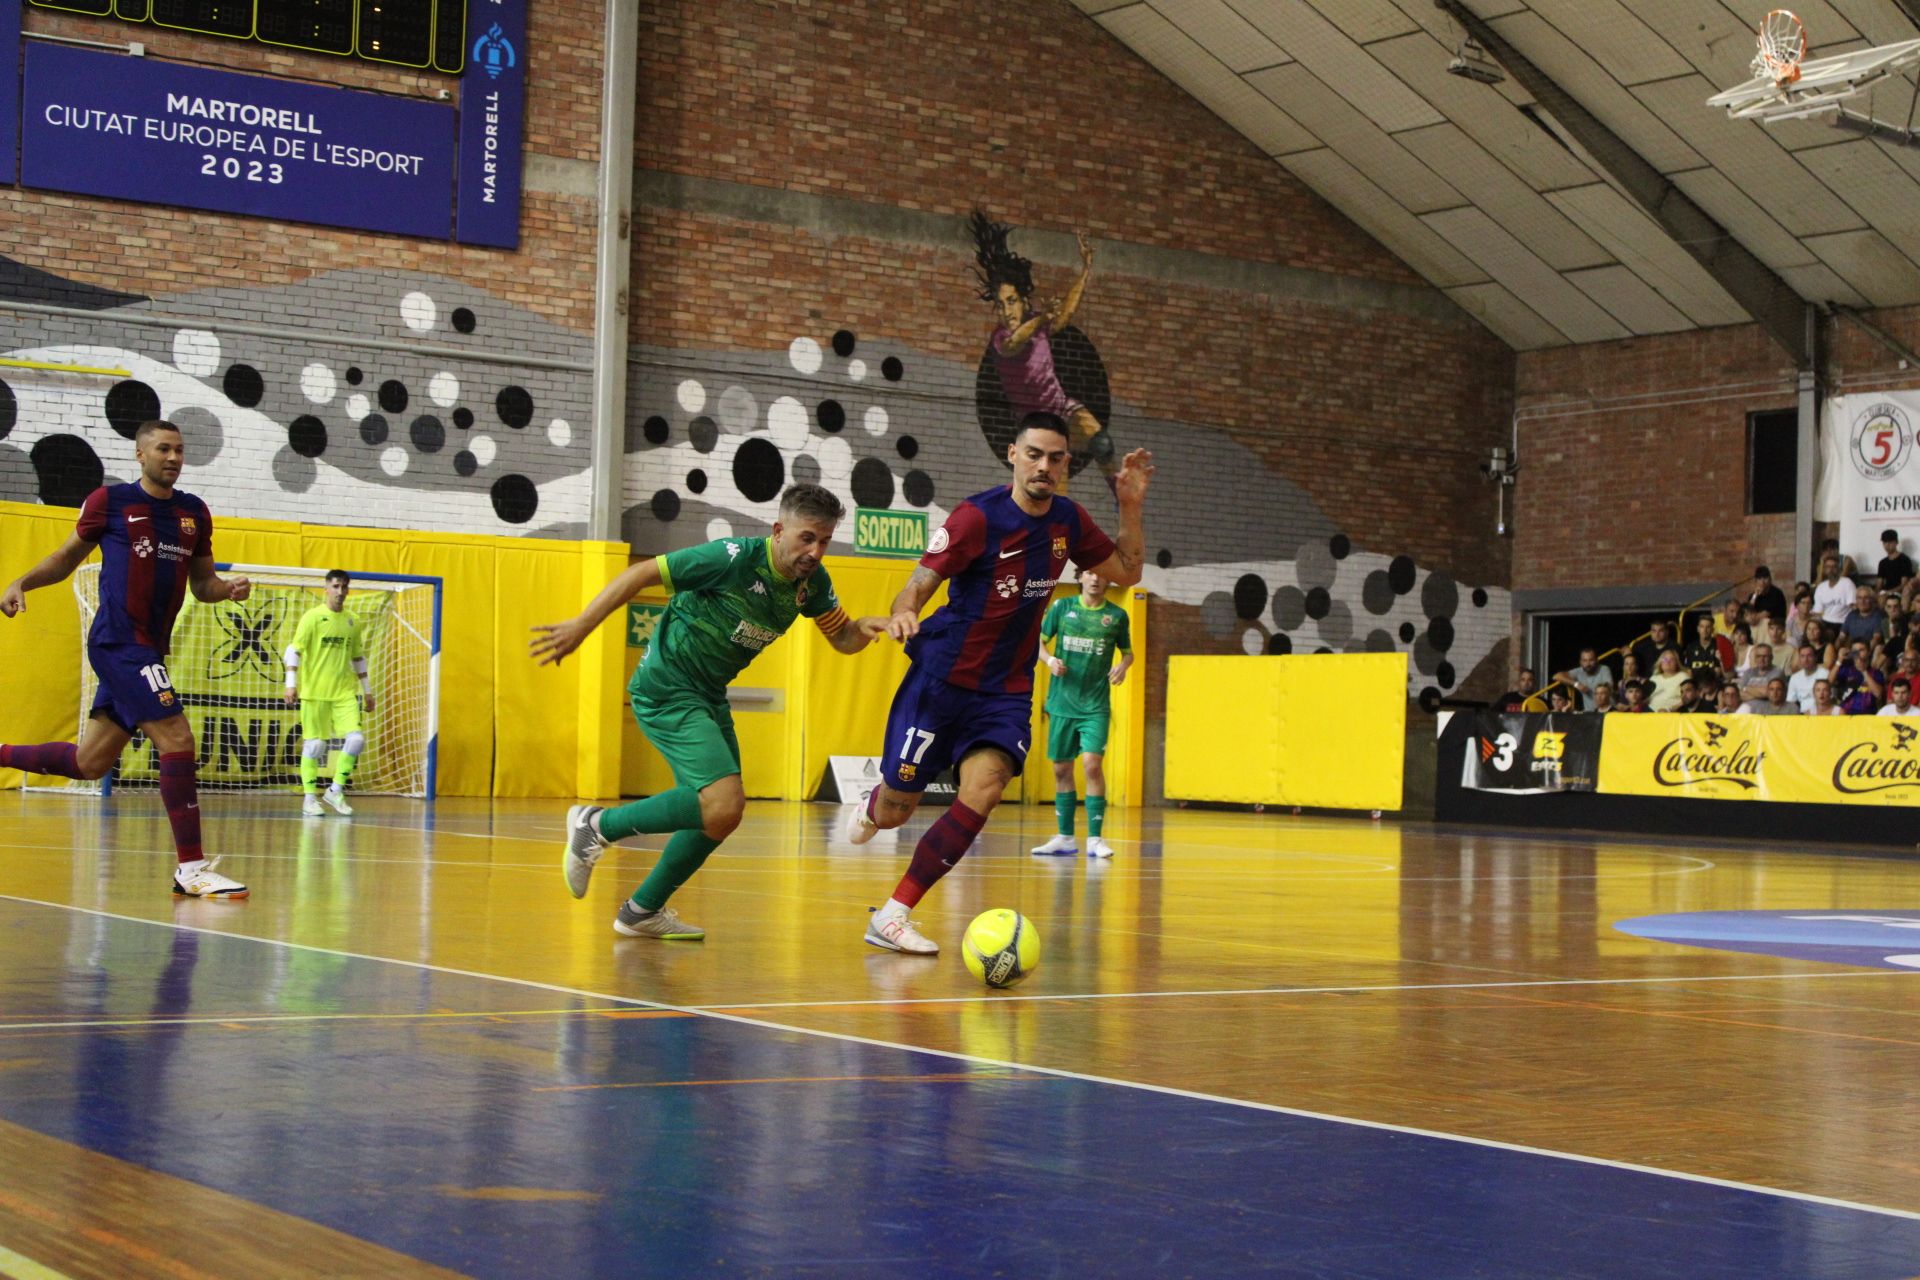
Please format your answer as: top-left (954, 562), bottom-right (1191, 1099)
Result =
top-left (1041, 596), bottom-right (1130, 717)
top-left (631, 536), bottom-right (840, 700)
top-left (290, 605), bottom-right (366, 702)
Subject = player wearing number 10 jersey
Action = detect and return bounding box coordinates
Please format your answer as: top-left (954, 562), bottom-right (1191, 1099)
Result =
top-left (0, 419), bottom-right (253, 898)
top-left (847, 412), bottom-right (1154, 955)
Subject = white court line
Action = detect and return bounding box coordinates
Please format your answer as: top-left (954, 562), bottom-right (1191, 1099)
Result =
top-left (0, 1245), bottom-right (74, 1280)
top-left (3, 892), bottom-right (1919, 1226)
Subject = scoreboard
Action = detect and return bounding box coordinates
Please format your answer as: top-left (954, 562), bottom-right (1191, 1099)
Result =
top-left (27, 0), bottom-right (466, 74)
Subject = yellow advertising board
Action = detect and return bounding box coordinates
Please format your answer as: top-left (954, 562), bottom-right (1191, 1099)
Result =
top-left (1596, 714), bottom-right (1920, 806)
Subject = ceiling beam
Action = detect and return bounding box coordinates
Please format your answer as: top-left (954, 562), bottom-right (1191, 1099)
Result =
top-left (1433, 0), bottom-right (1811, 364)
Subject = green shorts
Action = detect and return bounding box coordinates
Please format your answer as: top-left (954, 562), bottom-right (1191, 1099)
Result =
top-left (1047, 711), bottom-right (1111, 762)
top-left (301, 696), bottom-right (363, 741)
top-left (633, 689), bottom-right (742, 791)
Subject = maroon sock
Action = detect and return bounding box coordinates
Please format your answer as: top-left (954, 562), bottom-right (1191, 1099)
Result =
top-left (157, 751), bottom-right (203, 864)
top-left (863, 786), bottom-right (880, 824)
top-left (891, 801), bottom-right (986, 908)
top-left (0, 742), bottom-right (82, 779)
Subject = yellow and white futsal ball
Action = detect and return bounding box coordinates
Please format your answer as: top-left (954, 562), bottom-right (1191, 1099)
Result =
top-left (962, 909), bottom-right (1041, 988)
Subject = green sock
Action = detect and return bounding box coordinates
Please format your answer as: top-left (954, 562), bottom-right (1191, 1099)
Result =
top-left (1087, 795), bottom-right (1107, 838)
top-left (299, 755), bottom-right (320, 794)
top-left (599, 787), bottom-right (703, 842)
top-left (332, 752), bottom-right (358, 789)
top-left (632, 829), bottom-right (722, 911)
top-left (1055, 790), bottom-right (1077, 837)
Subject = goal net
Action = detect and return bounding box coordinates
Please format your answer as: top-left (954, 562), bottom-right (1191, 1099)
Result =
top-left (65, 564), bottom-right (440, 798)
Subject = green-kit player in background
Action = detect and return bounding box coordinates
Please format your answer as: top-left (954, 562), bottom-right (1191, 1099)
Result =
top-left (531, 484), bottom-right (889, 940)
top-left (283, 569), bottom-right (373, 818)
top-left (1031, 569), bottom-right (1133, 859)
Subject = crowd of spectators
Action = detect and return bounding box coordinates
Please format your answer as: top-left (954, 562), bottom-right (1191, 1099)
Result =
top-left (1503, 532), bottom-right (1920, 719)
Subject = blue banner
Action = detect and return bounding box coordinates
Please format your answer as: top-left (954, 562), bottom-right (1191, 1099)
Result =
top-left (0, 0), bottom-right (19, 184)
top-left (21, 44), bottom-right (456, 240)
top-left (455, 0), bottom-right (525, 248)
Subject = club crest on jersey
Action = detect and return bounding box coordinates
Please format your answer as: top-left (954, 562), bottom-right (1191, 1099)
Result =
top-left (796, 582), bottom-right (808, 607)
top-left (1053, 535), bottom-right (1067, 558)
top-left (157, 690), bottom-right (175, 707)
top-left (1102, 614), bottom-right (1117, 627)
top-left (996, 574), bottom-right (1020, 599)
top-left (178, 517), bottom-right (196, 539)
top-left (897, 762), bottom-right (917, 782)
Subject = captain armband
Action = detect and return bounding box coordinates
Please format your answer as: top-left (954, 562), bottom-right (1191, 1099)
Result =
top-left (813, 606), bottom-right (850, 639)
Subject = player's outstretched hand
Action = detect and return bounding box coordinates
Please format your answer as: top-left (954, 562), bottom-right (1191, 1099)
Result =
top-left (1114, 448), bottom-right (1155, 505)
top-left (283, 688), bottom-right (297, 707)
top-left (856, 615), bottom-right (890, 641)
top-left (0, 581), bottom-right (23, 618)
top-left (887, 610), bottom-right (921, 643)
top-left (1108, 666), bottom-right (1127, 686)
top-left (227, 576), bottom-right (252, 603)
top-left (530, 616), bottom-right (591, 666)
top-left (1046, 656), bottom-right (1066, 677)
top-left (364, 693), bottom-right (377, 713)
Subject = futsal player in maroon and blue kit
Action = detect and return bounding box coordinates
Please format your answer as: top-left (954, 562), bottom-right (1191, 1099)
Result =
top-left (848, 413), bottom-right (1153, 953)
top-left (1, 419), bottom-right (253, 898)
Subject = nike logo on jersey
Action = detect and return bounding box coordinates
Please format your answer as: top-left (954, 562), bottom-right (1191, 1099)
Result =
top-left (998, 545), bottom-right (1024, 559)
top-left (126, 515), bottom-right (147, 523)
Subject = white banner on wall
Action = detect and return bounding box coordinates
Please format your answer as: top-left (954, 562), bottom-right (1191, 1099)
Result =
top-left (1819, 392), bottom-right (1920, 570)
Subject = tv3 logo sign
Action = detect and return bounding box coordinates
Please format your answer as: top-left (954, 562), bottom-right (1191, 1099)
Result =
top-left (1481, 730), bottom-right (1562, 771)
top-left (1850, 402), bottom-right (1914, 480)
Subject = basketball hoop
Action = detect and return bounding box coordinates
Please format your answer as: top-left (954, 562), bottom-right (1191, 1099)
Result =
top-left (1755, 9), bottom-right (1806, 85)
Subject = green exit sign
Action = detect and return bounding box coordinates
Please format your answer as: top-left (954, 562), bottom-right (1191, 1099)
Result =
top-left (627, 603), bottom-right (665, 649)
top-left (855, 508), bottom-right (927, 558)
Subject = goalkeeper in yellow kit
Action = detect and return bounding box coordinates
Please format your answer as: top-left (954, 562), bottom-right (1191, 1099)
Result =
top-left (283, 569), bottom-right (373, 817)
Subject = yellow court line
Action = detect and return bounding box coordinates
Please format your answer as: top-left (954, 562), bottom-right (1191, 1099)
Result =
top-left (533, 1071), bottom-right (1036, 1093)
top-left (0, 1244), bottom-right (74, 1280)
top-left (0, 1007), bottom-right (656, 1035)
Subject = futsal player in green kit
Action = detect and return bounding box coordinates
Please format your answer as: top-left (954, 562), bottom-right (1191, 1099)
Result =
top-left (283, 569), bottom-right (373, 817)
top-left (1031, 569), bottom-right (1132, 859)
top-left (530, 484), bottom-right (889, 939)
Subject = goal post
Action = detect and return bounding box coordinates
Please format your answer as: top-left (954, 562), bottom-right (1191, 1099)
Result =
top-left (66, 564), bottom-right (441, 799)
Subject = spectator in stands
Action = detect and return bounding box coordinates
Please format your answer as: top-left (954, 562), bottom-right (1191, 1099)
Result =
top-left (1714, 684), bottom-right (1745, 714)
top-left (1880, 675), bottom-right (1920, 717)
top-left (1686, 670), bottom-right (1720, 713)
top-left (1494, 667), bottom-right (1537, 712)
top-left (1715, 597), bottom-right (1744, 641)
top-left (1648, 649), bottom-right (1688, 712)
top-left (1897, 648), bottom-right (1920, 685)
top-left (1807, 678), bottom-right (1844, 716)
top-left (1558, 647), bottom-right (1614, 712)
top-left (1743, 566), bottom-right (1788, 626)
top-left (1833, 640), bottom-right (1883, 715)
top-left (1814, 553), bottom-right (1856, 625)
top-left (1591, 683), bottom-right (1618, 713)
top-left (1618, 651), bottom-right (1646, 695)
top-left (1619, 680), bottom-right (1651, 713)
top-left (1741, 676), bottom-right (1796, 716)
top-left (1883, 590), bottom-right (1906, 643)
top-left (1787, 644), bottom-right (1828, 713)
top-left (1785, 588), bottom-right (1814, 648)
top-left (1684, 614), bottom-right (1729, 682)
top-left (1738, 643), bottom-right (1785, 706)
top-left (1804, 617), bottom-right (1839, 671)
top-left (1546, 685), bottom-right (1576, 715)
top-left (1879, 531), bottom-right (1913, 591)
top-left (1822, 537), bottom-right (1859, 582)
top-left (1632, 619), bottom-right (1680, 678)
top-left (1843, 585), bottom-right (1885, 645)
top-left (1730, 622), bottom-right (1756, 671)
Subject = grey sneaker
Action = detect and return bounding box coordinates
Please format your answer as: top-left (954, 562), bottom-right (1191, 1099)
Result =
top-left (322, 786), bottom-right (354, 817)
top-left (613, 901), bottom-right (705, 939)
top-left (563, 804), bottom-right (608, 899)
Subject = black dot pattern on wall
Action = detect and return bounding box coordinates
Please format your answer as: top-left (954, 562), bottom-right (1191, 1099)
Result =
top-left (1422, 573), bottom-right (1459, 620)
top-left (832, 330), bottom-right (856, 358)
top-left (1418, 688), bottom-right (1442, 714)
top-left (410, 416), bottom-right (446, 453)
top-left (1363, 570), bottom-right (1396, 616)
top-left (1314, 646), bottom-right (1334, 656)
top-left (1267, 633), bottom-right (1293, 655)
top-left (1388, 555), bottom-right (1417, 595)
top-left (31, 435), bottom-right (103, 507)
top-left (686, 468), bottom-right (707, 494)
top-left (1304, 587), bottom-right (1332, 620)
top-left (378, 379), bottom-right (408, 414)
top-left (496, 386), bottom-right (534, 429)
top-left (453, 450), bottom-right (477, 477)
top-left (451, 307), bottom-right (476, 334)
top-left (642, 415), bottom-right (669, 445)
top-left (1399, 622), bottom-right (1416, 644)
top-left (882, 356), bottom-right (904, 381)
top-left (223, 365), bottom-right (264, 409)
top-left (1366, 630), bottom-right (1396, 653)
top-left (288, 416), bottom-right (327, 458)
top-left (896, 435), bottom-right (918, 460)
top-left (1472, 587), bottom-right (1489, 608)
top-left (1437, 662), bottom-right (1456, 690)
top-left (360, 414), bottom-right (389, 446)
top-left (817, 400), bottom-right (846, 433)
top-left (490, 474), bottom-right (538, 524)
top-left (792, 455), bottom-right (821, 486)
top-left (1156, 549), bottom-right (1173, 570)
top-left (104, 380), bottom-right (160, 439)
top-left (688, 416), bottom-right (719, 453)
top-left (0, 378), bottom-right (14, 439)
top-left (1233, 574), bottom-right (1267, 621)
top-left (452, 407), bottom-right (474, 431)
top-left (1330, 533), bottom-right (1352, 559)
top-left (650, 488), bottom-right (680, 522)
top-left (345, 367), bottom-right (363, 386)
top-left (903, 470), bottom-right (934, 507)
top-left (851, 456), bottom-right (894, 509)
top-left (1428, 617), bottom-right (1455, 652)
top-left (733, 438), bottom-right (785, 503)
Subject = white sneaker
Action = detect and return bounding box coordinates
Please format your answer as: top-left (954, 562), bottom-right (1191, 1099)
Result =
top-left (173, 857), bottom-right (249, 899)
top-left (845, 797), bottom-right (879, 845)
top-left (1087, 836), bottom-right (1116, 859)
top-left (864, 905), bottom-right (938, 954)
top-left (563, 804), bottom-right (609, 899)
top-left (322, 786), bottom-right (354, 817)
top-left (1031, 833), bottom-right (1077, 856)
top-left (302, 795), bottom-right (324, 817)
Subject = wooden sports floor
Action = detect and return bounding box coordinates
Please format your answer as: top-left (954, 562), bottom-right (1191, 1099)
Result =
top-left (2, 791), bottom-right (1919, 1279)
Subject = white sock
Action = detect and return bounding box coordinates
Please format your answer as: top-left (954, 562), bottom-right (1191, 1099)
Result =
top-left (877, 897), bottom-right (910, 920)
top-left (178, 858), bottom-right (206, 874)
top-left (590, 811), bottom-right (606, 839)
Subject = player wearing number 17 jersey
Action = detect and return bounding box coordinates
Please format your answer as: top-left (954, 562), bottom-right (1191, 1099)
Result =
top-left (847, 413), bottom-right (1154, 955)
top-left (0, 419), bottom-right (253, 898)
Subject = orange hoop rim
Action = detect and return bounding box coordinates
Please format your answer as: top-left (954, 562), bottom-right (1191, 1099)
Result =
top-left (1758, 8), bottom-right (1806, 85)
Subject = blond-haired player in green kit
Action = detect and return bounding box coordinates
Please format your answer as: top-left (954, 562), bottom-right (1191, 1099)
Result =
top-left (530, 484), bottom-right (891, 940)
top-left (283, 569), bottom-right (373, 817)
top-left (1032, 569), bottom-right (1132, 859)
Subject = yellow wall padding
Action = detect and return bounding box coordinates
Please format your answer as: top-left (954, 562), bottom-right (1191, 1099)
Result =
top-left (1165, 653), bottom-right (1407, 811)
top-left (0, 505), bottom-right (87, 788)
